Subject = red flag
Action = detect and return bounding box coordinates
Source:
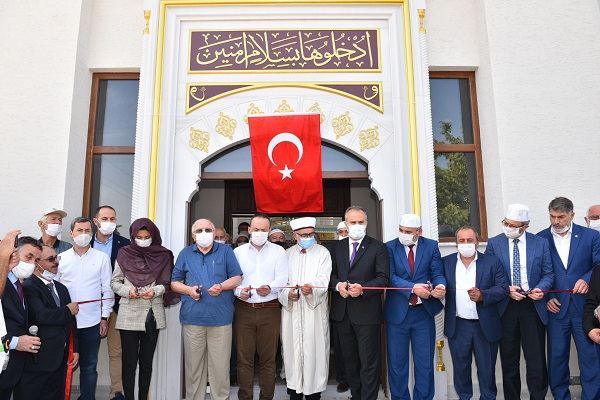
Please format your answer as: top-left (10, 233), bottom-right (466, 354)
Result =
top-left (249, 114), bottom-right (323, 213)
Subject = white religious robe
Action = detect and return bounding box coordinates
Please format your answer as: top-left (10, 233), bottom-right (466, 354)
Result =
top-left (279, 244), bottom-right (332, 395)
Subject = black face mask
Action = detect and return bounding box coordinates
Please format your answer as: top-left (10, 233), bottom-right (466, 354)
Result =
top-left (273, 241), bottom-right (286, 247)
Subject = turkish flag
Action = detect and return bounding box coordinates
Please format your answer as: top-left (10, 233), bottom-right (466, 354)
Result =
top-left (249, 114), bottom-right (323, 213)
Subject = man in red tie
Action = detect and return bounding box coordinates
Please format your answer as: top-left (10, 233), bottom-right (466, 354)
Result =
top-left (384, 214), bottom-right (446, 400)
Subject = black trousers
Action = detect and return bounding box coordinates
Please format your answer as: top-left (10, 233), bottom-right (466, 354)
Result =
top-left (335, 311), bottom-right (381, 400)
top-left (287, 388), bottom-right (322, 400)
top-left (14, 362), bottom-right (68, 400)
top-left (120, 329), bottom-right (159, 400)
top-left (500, 298), bottom-right (548, 400)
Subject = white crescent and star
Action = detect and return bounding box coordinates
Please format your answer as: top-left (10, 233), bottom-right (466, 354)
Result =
top-left (267, 132), bottom-right (304, 180)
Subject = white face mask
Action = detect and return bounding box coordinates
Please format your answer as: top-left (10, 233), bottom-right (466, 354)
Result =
top-left (45, 224), bottom-right (62, 237)
top-left (73, 233), bottom-right (92, 247)
top-left (588, 219), bottom-right (600, 232)
top-left (338, 235), bottom-right (346, 241)
top-left (98, 222), bottom-right (117, 236)
top-left (13, 260), bottom-right (36, 279)
top-left (348, 224), bottom-right (366, 241)
top-left (135, 238), bottom-right (152, 247)
top-left (502, 226), bottom-right (522, 239)
top-left (40, 269), bottom-right (57, 281)
top-left (551, 223), bottom-right (571, 235)
top-left (195, 232), bottom-right (214, 248)
top-left (398, 232), bottom-right (417, 246)
top-left (250, 231), bottom-right (269, 247)
top-left (457, 243), bottom-right (476, 258)
top-left (214, 240), bottom-right (226, 244)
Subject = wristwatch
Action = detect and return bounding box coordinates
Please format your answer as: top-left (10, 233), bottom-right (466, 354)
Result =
top-left (594, 305), bottom-right (600, 320)
top-left (101, 317), bottom-right (108, 321)
top-left (1, 336), bottom-right (9, 353)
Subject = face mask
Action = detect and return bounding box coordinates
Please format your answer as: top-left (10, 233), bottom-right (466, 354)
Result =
top-left (398, 233), bottom-right (417, 246)
top-left (13, 261), bottom-right (36, 279)
top-left (299, 237), bottom-right (316, 249)
top-left (503, 226), bottom-right (522, 239)
top-left (551, 223), bottom-right (571, 235)
top-left (73, 233), bottom-right (92, 247)
top-left (457, 243), bottom-right (476, 258)
top-left (214, 240), bottom-right (226, 244)
top-left (338, 235), bottom-right (346, 241)
top-left (195, 231), bottom-right (214, 248)
top-left (98, 222), bottom-right (116, 235)
top-left (273, 241), bottom-right (286, 247)
top-left (135, 238), bottom-right (152, 247)
top-left (250, 231), bottom-right (268, 246)
top-left (588, 220), bottom-right (600, 232)
top-left (45, 224), bottom-right (62, 237)
top-left (41, 269), bottom-right (57, 281)
top-left (348, 225), bottom-right (366, 241)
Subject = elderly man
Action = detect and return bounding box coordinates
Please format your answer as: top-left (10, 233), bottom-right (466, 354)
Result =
top-left (330, 206), bottom-right (389, 400)
top-left (268, 228), bottom-right (287, 248)
top-left (279, 217), bottom-right (331, 400)
top-left (234, 213), bottom-right (288, 400)
top-left (90, 205), bottom-right (130, 400)
top-left (0, 237), bottom-right (42, 400)
top-left (485, 204), bottom-right (554, 400)
top-left (336, 221), bottom-right (348, 240)
top-left (384, 214), bottom-right (446, 400)
top-left (214, 227), bottom-right (227, 244)
top-left (16, 245), bottom-right (79, 400)
top-left (537, 197), bottom-right (600, 400)
top-left (38, 208), bottom-right (72, 254)
top-left (585, 204), bottom-right (600, 233)
top-left (172, 218), bottom-right (243, 400)
top-left (56, 217), bottom-right (114, 400)
top-left (443, 227), bottom-right (509, 400)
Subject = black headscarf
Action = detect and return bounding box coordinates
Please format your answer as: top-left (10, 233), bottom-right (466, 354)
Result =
top-left (116, 218), bottom-right (180, 307)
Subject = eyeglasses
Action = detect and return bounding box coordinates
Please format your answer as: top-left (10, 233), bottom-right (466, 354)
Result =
top-left (501, 220), bottom-right (525, 229)
top-left (41, 256), bottom-right (59, 263)
top-left (296, 232), bottom-right (315, 239)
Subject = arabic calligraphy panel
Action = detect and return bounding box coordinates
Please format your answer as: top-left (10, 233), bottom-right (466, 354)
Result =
top-left (189, 29), bottom-right (380, 73)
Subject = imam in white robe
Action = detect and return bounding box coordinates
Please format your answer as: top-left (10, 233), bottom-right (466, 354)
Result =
top-left (279, 243), bottom-right (332, 395)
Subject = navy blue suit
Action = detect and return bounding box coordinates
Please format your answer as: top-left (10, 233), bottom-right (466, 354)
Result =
top-left (443, 251), bottom-right (508, 400)
top-left (537, 224), bottom-right (600, 400)
top-left (0, 278), bottom-right (29, 400)
top-left (384, 236), bottom-right (445, 400)
top-left (485, 232), bottom-right (554, 400)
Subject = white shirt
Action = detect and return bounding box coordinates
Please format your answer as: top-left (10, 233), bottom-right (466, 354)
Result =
top-left (234, 242), bottom-right (288, 303)
top-left (551, 227), bottom-right (572, 268)
top-left (455, 252), bottom-right (478, 320)
top-left (56, 246), bottom-right (114, 328)
top-left (509, 234), bottom-right (529, 290)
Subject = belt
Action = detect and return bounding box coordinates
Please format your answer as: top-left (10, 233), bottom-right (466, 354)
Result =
top-left (236, 299), bottom-right (280, 309)
top-left (408, 303), bottom-right (423, 308)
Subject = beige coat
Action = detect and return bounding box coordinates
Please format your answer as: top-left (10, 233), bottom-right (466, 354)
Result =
top-left (110, 261), bottom-right (166, 331)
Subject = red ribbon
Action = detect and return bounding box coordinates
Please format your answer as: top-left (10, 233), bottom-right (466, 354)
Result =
top-left (65, 324), bottom-right (74, 400)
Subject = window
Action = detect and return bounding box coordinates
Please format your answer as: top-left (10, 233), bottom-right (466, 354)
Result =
top-left (430, 71), bottom-right (487, 241)
top-left (83, 73), bottom-right (139, 233)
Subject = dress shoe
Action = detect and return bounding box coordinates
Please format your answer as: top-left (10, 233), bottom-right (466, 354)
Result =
top-left (337, 382), bottom-right (349, 393)
top-left (230, 375), bottom-right (238, 387)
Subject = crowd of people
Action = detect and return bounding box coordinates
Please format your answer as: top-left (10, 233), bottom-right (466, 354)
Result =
top-left (0, 196), bottom-right (599, 400)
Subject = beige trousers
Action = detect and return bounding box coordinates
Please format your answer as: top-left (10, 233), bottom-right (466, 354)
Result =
top-left (107, 310), bottom-right (123, 397)
top-left (183, 324), bottom-right (232, 400)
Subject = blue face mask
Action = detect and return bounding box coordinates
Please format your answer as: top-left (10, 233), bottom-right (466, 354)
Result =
top-left (300, 237), bottom-right (316, 249)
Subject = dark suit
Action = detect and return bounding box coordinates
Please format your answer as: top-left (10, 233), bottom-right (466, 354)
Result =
top-left (0, 277), bottom-right (29, 400)
top-left (330, 236), bottom-right (389, 400)
top-left (384, 236), bottom-right (445, 400)
top-left (537, 224), bottom-right (600, 400)
top-left (443, 251), bottom-right (508, 400)
top-left (14, 276), bottom-right (78, 400)
top-left (91, 233), bottom-right (130, 312)
top-left (583, 265), bottom-right (600, 335)
top-left (485, 232), bottom-right (554, 400)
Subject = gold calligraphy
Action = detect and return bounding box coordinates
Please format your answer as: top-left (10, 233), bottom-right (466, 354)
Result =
top-left (189, 127), bottom-right (210, 153)
top-left (215, 112), bottom-right (237, 140)
top-left (190, 86), bottom-right (206, 103)
top-left (359, 126), bottom-right (380, 152)
top-left (332, 111), bottom-right (353, 139)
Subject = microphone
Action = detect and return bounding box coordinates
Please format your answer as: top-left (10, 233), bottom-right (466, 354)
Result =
top-left (29, 325), bottom-right (38, 364)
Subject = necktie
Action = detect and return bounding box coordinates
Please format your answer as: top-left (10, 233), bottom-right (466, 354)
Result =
top-left (47, 282), bottom-right (61, 307)
top-left (301, 248), bottom-right (306, 254)
top-left (408, 245), bottom-right (418, 305)
top-left (350, 242), bottom-right (359, 267)
top-left (512, 239), bottom-right (521, 287)
top-left (15, 280), bottom-right (24, 305)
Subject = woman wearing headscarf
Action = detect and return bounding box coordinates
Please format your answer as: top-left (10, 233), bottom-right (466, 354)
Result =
top-left (111, 218), bottom-right (180, 400)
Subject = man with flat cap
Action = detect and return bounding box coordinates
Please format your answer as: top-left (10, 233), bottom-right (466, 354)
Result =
top-left (485, 204), bottom-right (554, 400)
top-left (279, 217), bottom-right (331, 400)
top-left (38, 208), bottom-right (72, 254)
top-left (384, 213), bottom-right (446, 400)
